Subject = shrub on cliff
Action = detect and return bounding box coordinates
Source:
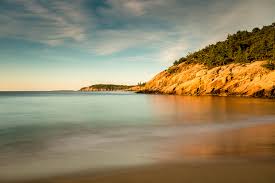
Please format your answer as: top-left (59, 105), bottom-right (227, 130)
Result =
top-left (167, 66), bottom-right (179, 74)
top-left (262, 60), bottom-right (275, 70)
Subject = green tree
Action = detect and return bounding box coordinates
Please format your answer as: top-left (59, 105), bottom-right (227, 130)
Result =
top-left (172, 22), bottom-right (275, 67)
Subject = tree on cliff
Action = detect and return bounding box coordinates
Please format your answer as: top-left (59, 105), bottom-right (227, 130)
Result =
top-left (173, 22), bottom-right (275, 68)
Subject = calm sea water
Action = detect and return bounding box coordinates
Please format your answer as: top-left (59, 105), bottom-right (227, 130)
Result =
top-left (0, 91), bottom-right (275, 181)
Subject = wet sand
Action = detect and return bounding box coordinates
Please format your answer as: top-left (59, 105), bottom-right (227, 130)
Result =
top-left (15, 160), bottom-right (275, 183)
top-left (9, 123), bottom-right (275, 183)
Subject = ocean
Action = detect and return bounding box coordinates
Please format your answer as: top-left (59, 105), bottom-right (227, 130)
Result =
top-left (0, 91), bottom-right (275, 181)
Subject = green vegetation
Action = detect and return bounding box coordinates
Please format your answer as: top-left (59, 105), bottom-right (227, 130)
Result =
top-left (83, 84), bottom-right (132, 91)
top-left (167, 66), bottom-right (179, 74)
top-left (262, 60), bottom-right (275, 70)
top-left (173, 22), bottom-right (275, 67)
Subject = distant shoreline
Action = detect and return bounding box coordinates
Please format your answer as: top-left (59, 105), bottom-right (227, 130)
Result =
top-left (79, 84), bottom-right (134, 92)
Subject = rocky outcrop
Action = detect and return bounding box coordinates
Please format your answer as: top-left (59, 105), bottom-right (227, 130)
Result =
top-left (137, 61), bottom-right (275, 98)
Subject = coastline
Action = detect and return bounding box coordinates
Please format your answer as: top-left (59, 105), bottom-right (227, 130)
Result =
top-left (135, 90), bottom-right (275, 99)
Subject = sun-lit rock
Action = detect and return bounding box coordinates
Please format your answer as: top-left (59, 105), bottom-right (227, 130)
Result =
top-left (136, 61), bottom-right (275, 98)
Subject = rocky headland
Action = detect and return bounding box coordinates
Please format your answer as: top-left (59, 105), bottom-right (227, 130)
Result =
top-left (136, 61), bottom-right (275, 98)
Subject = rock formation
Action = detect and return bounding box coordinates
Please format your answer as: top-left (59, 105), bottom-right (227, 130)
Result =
top-left (137, 61), bottom-right (275, 98)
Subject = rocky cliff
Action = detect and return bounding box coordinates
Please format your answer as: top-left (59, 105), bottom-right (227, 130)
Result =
top-left (137, 61), bottom-right (275, 98)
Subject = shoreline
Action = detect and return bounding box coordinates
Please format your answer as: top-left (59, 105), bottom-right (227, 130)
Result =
top-left (135, 90), bottom-right (275, 99)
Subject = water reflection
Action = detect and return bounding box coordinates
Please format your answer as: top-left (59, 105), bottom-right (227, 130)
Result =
top-left (159, 123), bottom-right (275, 160)
top-left (148, 95), bottom-right (275, 124)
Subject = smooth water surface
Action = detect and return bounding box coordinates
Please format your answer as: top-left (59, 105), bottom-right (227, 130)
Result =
top-left (0, 91), bottom-right (275, 181)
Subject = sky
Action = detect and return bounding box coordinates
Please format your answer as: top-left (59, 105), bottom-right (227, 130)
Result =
top-left (0, 0), bottom-right (275, 91)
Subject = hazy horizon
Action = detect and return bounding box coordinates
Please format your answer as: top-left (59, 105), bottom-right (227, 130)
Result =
top-left (1, 0), bottom-right (275, 91)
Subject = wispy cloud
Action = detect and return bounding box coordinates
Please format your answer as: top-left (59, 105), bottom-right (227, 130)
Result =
top-left (88, 29), bottom-right (168, 55)
top-left (98, 0), bottom-right (165, 17)
top-left (0, 0), bottom-right (89, 45)
top-left (92, 0), bottom-right (275, 61)
top-left (0, 0), bottom-right (275, 63)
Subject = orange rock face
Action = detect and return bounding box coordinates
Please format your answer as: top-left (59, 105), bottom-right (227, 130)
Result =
top-left (138, 61), bottom-right (275, 98)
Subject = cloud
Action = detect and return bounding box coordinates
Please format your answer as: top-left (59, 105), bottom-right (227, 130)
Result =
top-left (0, 0), bottom-right (89, 45)
top-left (99, 0), bottom-right (166, 17)
top-left (0, 0), bottom-right (275, 64)
top-left (195, 0), bottom-right (275, 48)
top-left (88, 0), bottom-right (275, 62)
top-left (120, 0), bottom-right (147, 16)
top-left (88, 29), bottom-right (168, 55)
top-left (158, 41), bottom-right (188, 63)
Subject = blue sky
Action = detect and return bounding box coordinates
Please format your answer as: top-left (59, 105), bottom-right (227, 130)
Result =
top-left (0, 0), bottom-right (275, 91)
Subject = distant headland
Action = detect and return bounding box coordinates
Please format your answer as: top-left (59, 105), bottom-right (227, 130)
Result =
top-left (79, 84), bottom-right (134, 91)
